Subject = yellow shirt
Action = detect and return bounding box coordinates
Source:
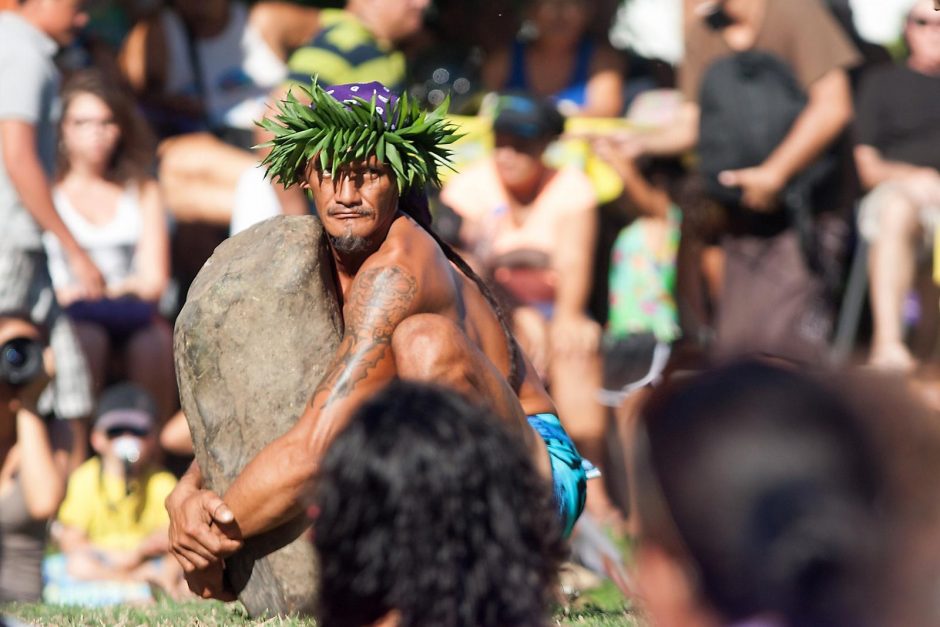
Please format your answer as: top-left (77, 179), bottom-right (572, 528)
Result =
top-left (57, 457), bottom-right (177, 552)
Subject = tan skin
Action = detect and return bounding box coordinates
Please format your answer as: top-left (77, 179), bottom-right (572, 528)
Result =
top-left (167, 157), bottom-right (556, 599)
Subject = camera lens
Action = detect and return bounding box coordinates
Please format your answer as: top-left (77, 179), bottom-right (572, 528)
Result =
top-left (3, 344), bottom-right (27, 367)
top-left (0, 337), bottom-right (43, 387)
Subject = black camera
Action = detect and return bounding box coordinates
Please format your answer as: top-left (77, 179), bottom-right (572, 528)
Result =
top-left (0, 336), bottom-right (44, 387)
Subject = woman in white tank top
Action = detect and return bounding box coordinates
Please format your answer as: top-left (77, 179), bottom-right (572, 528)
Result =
top-left (43, 71), bottom-right (175, 421)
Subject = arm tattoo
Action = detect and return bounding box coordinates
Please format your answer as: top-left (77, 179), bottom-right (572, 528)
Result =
top-left (312, 265), bottom-right (418, 411)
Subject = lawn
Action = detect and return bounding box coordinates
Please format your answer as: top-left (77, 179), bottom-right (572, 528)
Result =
top-left (1, 581), bottom-right (643, 626)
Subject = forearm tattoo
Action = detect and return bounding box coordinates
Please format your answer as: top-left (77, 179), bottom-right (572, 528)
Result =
top-left (312, 266), bottom-right (418, 411)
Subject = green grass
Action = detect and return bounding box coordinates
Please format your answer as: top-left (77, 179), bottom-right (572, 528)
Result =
top-left (1, 583), bottom-right (641, 626)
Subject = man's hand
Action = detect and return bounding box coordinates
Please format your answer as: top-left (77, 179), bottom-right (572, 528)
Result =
top-left (185, 559), bottom-right (238, 601)
top-left (512, 306), bottom-right (550, 377)
top-left (902, 169), bottom-right (940, 207)
top-left (166, 483), bottom-right (243, 574)
top-left (719, 164), bottom-right (787, 212)
top-left (551, 313), bottom-right (602, 360)
top-left (65, 248), bottom-right (106, 301)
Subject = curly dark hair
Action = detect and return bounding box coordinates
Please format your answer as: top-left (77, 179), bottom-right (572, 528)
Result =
top-left (312, 381), bottom-right (565, 627)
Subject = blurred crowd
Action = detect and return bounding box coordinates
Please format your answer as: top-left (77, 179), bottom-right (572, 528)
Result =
top-left (1, 0), bottom-right (940, 623)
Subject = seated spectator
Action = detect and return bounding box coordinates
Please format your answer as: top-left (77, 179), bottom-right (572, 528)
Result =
top-left (632, 361), bottom-right (916, 627)
top-left (440, 94), bottom-right (621, 528)
top-left (42, 70), bottom-right (175, 421)
top-left (313, 381), bottom-right (565, 627)
top-left (855, 0), bottom-right (940, 371)
top-left (589, 102), bottom-right (686, 533)
top-left (283, 0), bottom-right (429, 94)
top-left (119, 0), bottom-right (286, 144)
top-left (47, 383), bottom-right (182, 604)
top-left (119, 0), bottom-right (306, 234)
top-left (482, 0), bottom-right (624, 117)
top-left (0, 316), bottom-right (69, 603)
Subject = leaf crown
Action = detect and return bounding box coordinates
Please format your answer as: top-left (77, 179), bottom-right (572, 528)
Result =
top-left (258, 78), bottom-right (461, 192)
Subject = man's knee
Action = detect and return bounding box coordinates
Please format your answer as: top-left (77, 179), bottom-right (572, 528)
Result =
top-left (867, 182), bottom-right (922, 237)
top-left (392, 314), bottom-right (468, 381)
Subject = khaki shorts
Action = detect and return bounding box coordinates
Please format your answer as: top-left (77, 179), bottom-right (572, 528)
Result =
top-left (857, 181), bottom-right (940, 248)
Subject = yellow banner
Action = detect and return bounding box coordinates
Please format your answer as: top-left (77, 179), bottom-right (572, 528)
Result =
top-left (444, 115), bottom-right (639, 205)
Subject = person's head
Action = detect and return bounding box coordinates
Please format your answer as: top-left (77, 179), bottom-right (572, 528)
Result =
top-left (57, 70), bottom-right (155, 183)
top-left (346, 0), bottom-right (430, 43)
top-left (526, 0), bottom-right (593, 48)
top-left (491, 94), bottom-right (564, 196)
top-left (313, 381), bottom-right (565, 627)
top-left (90, 383), bottom-right (159, 474)
top-left (905, 0), bottom-right (940, 70)
top-left (262, 81), bottom-right (459, 258)
top-left (17, 0), bottom-right (88, 45)
top-left (634, 361), bottom-right (888, 627)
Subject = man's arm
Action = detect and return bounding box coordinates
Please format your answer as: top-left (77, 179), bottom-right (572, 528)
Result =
top-left (720, 67), bottom-right (854, 211)
top-left (221, 264), bottom-right (419, 537)
top-left (855, 144), bottom-right (938, 191)
top-left (635, 101), bottom-right (700, 157)
top-left (0, 120), bottom-right (104, 297)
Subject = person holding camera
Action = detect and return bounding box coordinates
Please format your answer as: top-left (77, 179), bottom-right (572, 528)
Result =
top-left (0, 316), bottom-right (70, 603)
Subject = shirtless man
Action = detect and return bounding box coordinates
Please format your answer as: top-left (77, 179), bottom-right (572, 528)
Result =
top-left (166, 81), bottom-right (589, 599)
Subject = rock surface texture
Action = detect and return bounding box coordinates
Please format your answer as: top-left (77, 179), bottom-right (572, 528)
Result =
top-left (174, 216), bottom-right (342, 616)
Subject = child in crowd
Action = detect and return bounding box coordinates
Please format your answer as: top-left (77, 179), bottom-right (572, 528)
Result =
top-left (45, 383), bottom-right (183, 605)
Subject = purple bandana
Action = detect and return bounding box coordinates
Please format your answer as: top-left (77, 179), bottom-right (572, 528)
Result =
top-left (321, 82), bottom-right (399, 126)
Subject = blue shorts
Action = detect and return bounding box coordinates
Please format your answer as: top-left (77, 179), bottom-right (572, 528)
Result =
top-left (527, 413), bottom-right (591, 537)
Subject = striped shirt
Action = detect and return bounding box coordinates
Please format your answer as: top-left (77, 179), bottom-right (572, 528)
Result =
top-left (286, 9), bottom-right (406, 93)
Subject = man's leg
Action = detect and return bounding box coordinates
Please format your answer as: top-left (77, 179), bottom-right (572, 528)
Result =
top-left (391, 313), bottom-right (551, 477)
top-left (866, 183), bottom-right (922, 370)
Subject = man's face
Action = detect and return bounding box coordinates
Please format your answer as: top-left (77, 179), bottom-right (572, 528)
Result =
top-left (907, 0), bottom-right (940, 63)
top-left (37, 0), bottom-right (88, 45)
top-left (367, 0), bottom-right (429, 42)
top-left (305, 157), bottom-right (400, 256)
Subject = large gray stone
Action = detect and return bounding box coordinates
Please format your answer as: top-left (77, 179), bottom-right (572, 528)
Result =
top-left (174, 216), bottom-right (342, 616)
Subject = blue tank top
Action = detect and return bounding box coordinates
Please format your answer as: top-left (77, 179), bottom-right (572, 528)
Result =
top-left (505, 38), bottom-right (594, 109)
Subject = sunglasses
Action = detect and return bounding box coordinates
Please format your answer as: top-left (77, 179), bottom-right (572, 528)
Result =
top-left (105, 426), bottom-right (149, 439)
top-left (909, 16), bottom-right (940, 27)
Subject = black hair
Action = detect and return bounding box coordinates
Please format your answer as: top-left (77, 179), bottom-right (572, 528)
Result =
top-left (637, 361), bottom-right (886, 627)
top-left (400, 190), bottom-right (525, 391)
top-left (313, 381), bottom-right (565, 627)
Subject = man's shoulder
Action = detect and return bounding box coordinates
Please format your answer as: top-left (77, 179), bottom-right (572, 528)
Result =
top-left (0, 14), bottom-right (55, 61)
top-left (364, 218), bottom-right (438, 276)
top-left (858, 64), bottom-right (924, 103)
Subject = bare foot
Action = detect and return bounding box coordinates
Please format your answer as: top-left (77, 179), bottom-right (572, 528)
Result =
top-left (869, 342), bottom-right (917, 372)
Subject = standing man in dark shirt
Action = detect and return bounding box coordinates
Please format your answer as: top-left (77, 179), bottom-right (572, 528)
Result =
top-left (855, 0), bottom-right (940, 370)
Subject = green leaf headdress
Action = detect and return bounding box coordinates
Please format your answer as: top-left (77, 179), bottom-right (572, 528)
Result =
top-left (258, 78), bottom-right (461, 192)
